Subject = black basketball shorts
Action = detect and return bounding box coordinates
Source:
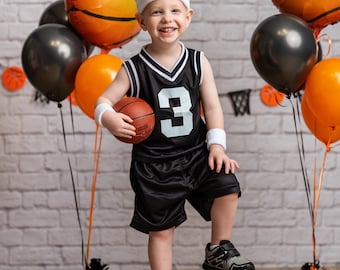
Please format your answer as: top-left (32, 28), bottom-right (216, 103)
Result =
top-left (129, 147), bottom-right (241, 234)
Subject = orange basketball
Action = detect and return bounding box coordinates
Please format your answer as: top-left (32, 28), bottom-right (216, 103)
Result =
top-left (113, 97), bottom-right (155, 144)
top-left (272, 0), bottom-right (340, 33)
top-left (65, 0), bottom-right (141, 52)
top-left (260, 84), bottom-right (285, 107)
top-left (2, 66), bottom-right (26, 91)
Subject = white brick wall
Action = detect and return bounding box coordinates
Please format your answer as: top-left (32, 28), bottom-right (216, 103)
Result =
top-left (1, 0), bottom-right (340, 269)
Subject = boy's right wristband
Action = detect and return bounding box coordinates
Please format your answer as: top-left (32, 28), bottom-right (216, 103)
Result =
top-left (94, 103), bottom-right (115, 126)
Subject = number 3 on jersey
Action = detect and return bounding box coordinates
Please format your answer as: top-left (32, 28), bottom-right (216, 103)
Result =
top-left (158, 87), bottom-right (193, 138)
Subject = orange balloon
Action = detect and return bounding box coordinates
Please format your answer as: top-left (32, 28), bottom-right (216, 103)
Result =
top-left (74, 54), bottom-right (122, 119)
top-left (301, 95), bottom-right (340, 146)
top-left (272, 0), bottom-right (340, 33)
top-left (304, 58), bottom-right (340, 127)
top-left (65, 0), bottom-right (141, 52)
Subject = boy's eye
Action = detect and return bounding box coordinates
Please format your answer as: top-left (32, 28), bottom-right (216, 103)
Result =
top-left (171, 8), bottom-right (181, 13)
top-left (152, 10), bottom-right (162, 15)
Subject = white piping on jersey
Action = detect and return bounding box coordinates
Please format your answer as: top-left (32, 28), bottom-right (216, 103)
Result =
top-left (124, 59), bottom-right (141, 97)
top-left (124, 43), bottom-right (204, 97)
top-left (139, 42), bottom-right (188, 83)
top-left (194, 50), bottom-right (198, 77)
top-left (193, 50), bottom-right (204, 85)
top-left (200, 52), bottom-right (203, 85)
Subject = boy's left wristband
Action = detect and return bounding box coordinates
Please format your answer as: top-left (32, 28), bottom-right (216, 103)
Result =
top-left (94, 103), bottom-right (115, 126)
top-left (206, 128), bottom-right (227, 151)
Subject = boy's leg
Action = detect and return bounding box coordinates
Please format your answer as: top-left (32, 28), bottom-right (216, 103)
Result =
top-left (148, 227), bottom-right (175, 270)
top-left (210, 193), bottom-right (238, 244)
top-left (203, 193), bottom-right (255, 270)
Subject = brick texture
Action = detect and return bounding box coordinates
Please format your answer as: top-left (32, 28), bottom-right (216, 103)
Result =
top-left (1, 0), bottom-right (340, 269)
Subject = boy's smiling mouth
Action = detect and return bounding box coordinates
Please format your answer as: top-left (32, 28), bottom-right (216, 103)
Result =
top-left (159, 27), bottom-right (177, 33)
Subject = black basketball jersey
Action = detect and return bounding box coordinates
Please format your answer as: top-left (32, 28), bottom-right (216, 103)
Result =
top-left (124, 42), bottom-right (207, 161)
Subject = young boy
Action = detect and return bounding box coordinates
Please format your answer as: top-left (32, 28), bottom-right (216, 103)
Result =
top-left (94, 0), bottom-right (255, 270)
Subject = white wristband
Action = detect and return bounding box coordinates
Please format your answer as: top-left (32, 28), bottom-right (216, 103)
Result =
top-left (94, 103), bottom-right (115, 126)
top-left (206, 128), bottom-right (227, 151)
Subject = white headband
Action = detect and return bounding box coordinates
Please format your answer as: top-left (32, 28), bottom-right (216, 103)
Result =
top-left (136, 0), bottom-right (190, 13)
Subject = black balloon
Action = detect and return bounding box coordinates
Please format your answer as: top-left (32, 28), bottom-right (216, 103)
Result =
top-left (39, 0), bottom-right (94, 56)
top-left (250, 14), bottom-right (318, 95)
top-left (39, 0), bottom-right (68, 26)
top-left (21, 24), bottom-right (87, 102)
top-left (317, 41), bottom-right (322, 62)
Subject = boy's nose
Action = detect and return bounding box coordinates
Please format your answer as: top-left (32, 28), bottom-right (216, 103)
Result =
top-left (162, 11), bottom-right (173, 22)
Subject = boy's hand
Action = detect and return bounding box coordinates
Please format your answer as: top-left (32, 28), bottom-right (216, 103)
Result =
top-left (102, 111), bottom-right (136, 139)
top-left (208, 144), bottom-right (239, 174)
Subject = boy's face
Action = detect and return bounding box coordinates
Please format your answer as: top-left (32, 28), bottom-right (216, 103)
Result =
top-left (136, 0), bottom-right (193, 44)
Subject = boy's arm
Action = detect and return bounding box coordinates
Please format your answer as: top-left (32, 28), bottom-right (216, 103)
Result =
top-left (200, 56), bottom-right (225, 129)
top-left (94, 66), bottom-right (136, 139)
top-left (199, 55), bottom-right (239, 174)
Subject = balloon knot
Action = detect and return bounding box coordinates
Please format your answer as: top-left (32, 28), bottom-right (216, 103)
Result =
top-left (58, 102), bottom-right (62, 109)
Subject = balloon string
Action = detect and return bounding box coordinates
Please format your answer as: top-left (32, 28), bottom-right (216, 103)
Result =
top-left (86, 123), bottom-right (103, 267)
top-left (289, 97), bottom-right (314, 225)
top-left (313, 150), bottom-right (328, 227)
top-left (311, 146), bottom-right (328, 268)
top-left (58, 102), bottom-right (85, 268)
top-left (101, 48), bottom-right (109, 54)
top-left (316, 33), bottom-right (332, 58)
top-left (69, 95), bottom-right (76, 135)
top-left (313, 28), bottom-right (321, 38)
top-left (324, 127), bottom-right (335, 153)
top-left (291, 96), bottom-right (326, 267)
top-left (312, 159), bottom-right (317, 267)
top-left (313, 129), bottom-right (333, 224)
top-left (310, 127), bottom-right (333, 268)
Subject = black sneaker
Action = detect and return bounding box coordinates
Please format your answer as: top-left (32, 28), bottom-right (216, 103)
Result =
top-left (202, 240), bottom-right (255, 270)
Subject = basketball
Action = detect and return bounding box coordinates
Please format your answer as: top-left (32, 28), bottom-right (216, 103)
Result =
top-left (65, 0), bottom-right (141, 52)
top-left (272, 0), bottom-right (340, 33)
top-left (113, 97), bottom-right (155, 144)
top-left (2, 66), bottom-right (26, 91)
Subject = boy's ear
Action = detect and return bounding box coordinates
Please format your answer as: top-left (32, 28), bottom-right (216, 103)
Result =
top-left (186, 9), bottom-right (194, 22)
top-left (136, 13), bottom-right (147, 30)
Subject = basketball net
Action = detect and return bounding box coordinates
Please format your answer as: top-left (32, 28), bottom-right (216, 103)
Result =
top-left (227, 89), bottom-right (251, 116)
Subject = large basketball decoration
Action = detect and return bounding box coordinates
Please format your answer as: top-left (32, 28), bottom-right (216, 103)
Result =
top-left (272, 0), bottom-right (340, 33)
top-left (39, 0), bottom-right (94, 56)
top-left (113, 97), bottom-right (155, 144)
top-left (65, 0), bottom-right (141, 53)
top-left (74, 54), bottom-right (122, 119)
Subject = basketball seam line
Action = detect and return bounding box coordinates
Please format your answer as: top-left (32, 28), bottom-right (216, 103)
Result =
top-left (132, 112), bottom-right (154, 121)
top-left (68, 6), bottom-right (137, 21)
top-left (307, 6), bottom-right (340, 23)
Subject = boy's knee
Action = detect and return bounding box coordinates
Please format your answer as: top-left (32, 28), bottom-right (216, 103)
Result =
top-left (149, 227), bottom-right (175, 240)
